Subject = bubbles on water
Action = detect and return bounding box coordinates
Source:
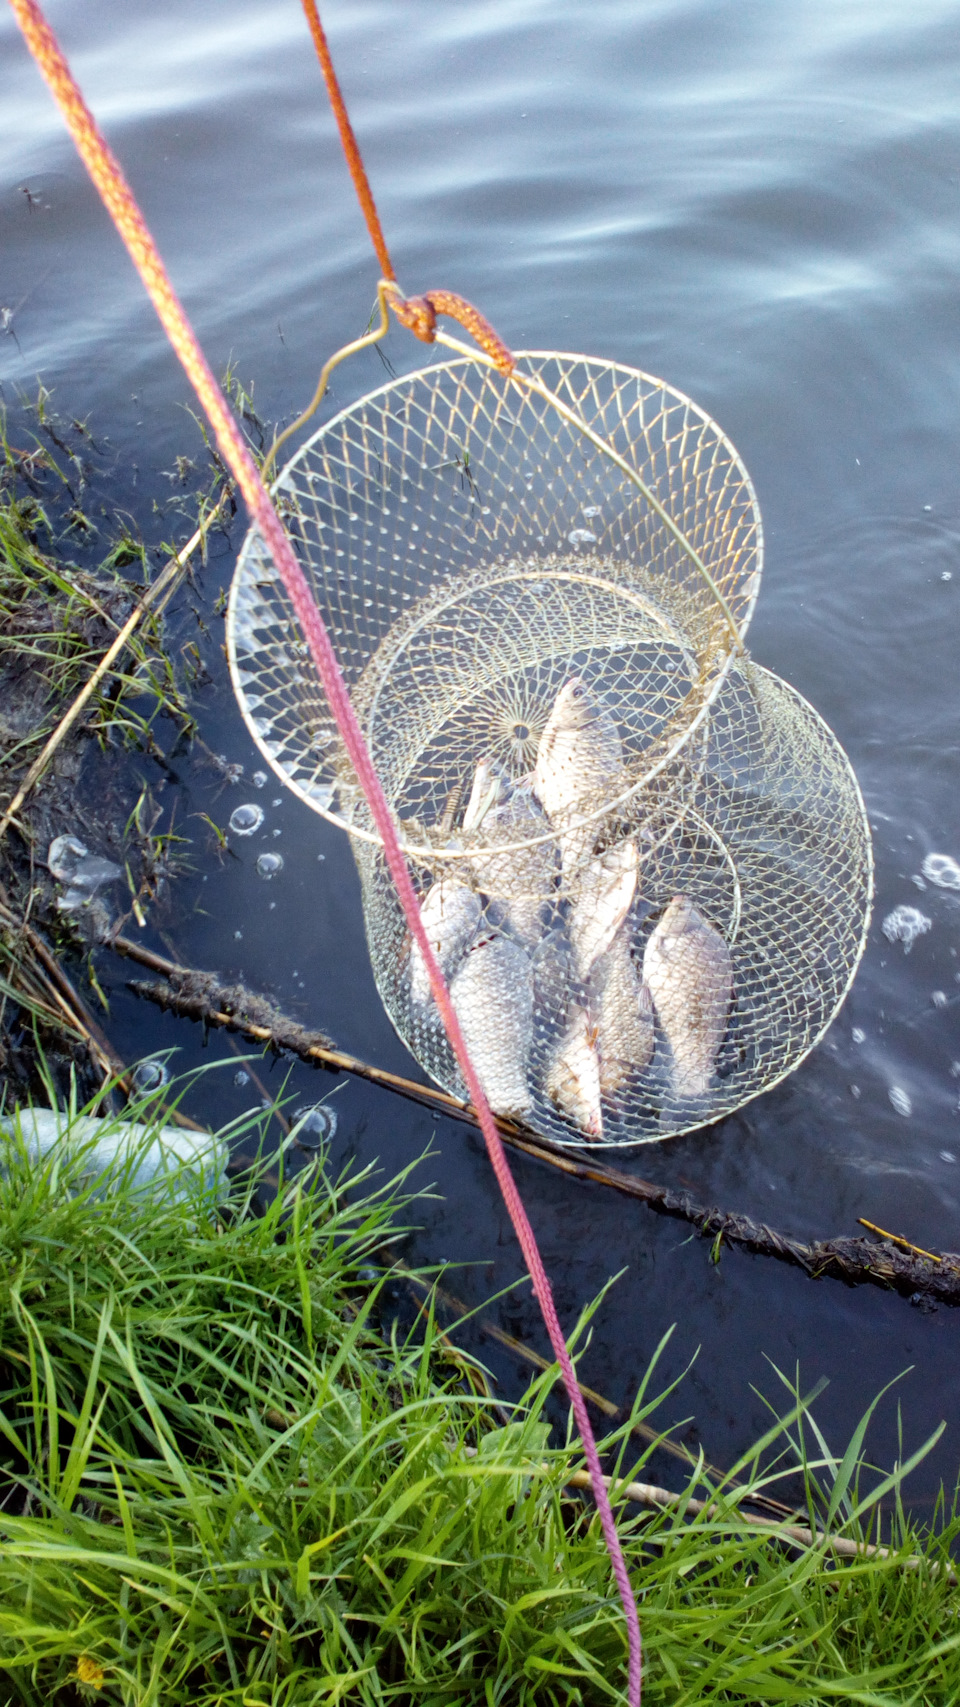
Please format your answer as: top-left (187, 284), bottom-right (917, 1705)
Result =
top-left (567, 528), bottom-right (597, 547)
top-left (888, 1085), bottom-right (912, 1117)
top-left (942, 571), bottom-right (953, 582)
top-left (229, 803), bottom-right (264, 836)
top-left (922, 853), bottom-right (960, 891)
top-left (932, 990), bottom-right (948, 1008)
top-left (234, 1069), bottom-right (250, 1087)
top-left (256, 851), bottom-right (284, 880)
top-left (293, 1103), bottom-right (338, 1149)
top-left (252, 771), bottom-right (268, 789)
top-left (131, 1058), bottom-right (170, 1093)
top-left (881, 905), bottom-right (931, 952)
top-left (581, 505), bottom-right (601, 518)
top-left (852, 1027), bottom-right (866, 1043)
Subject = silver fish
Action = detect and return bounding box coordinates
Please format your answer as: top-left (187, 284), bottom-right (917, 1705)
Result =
top-left (642, 896), bottom-right (733, 1097)
top-left (545, 1004), bottom-right (603, 1140)
top-left (409, 877), bottom-right (482, 1009)
top-left (462, 754), bottom-right (508, 834)
top-left (569, 840), bottom-right (638, 981)
top-left (590, 926), bottom-right (655, 1098)
top-left (450, 933), bottom-right (534, 1117)
top-left (468, 779), bottom-right (557, 948)
top-left (533, 677), bottom-right (623, 875)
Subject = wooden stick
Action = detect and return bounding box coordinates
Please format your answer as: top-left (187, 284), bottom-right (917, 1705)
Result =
top-left (392, 1258), bottom-right (797, 1520)
top-left (562, 1469), bottom-right (955, 1580)
top-left (0, 496), bottom-right (227, 845)
top-left (857, 1218), bottom-right (941, 1263)
top-left (109, 935), bottom-right (960, 1305)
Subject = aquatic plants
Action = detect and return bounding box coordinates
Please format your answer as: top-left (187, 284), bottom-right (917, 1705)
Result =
top-left (0, 1085), bottom-right (958, 1704)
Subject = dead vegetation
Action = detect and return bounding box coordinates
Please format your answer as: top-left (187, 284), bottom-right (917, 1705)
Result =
top-left (0, 388), bottom-right (232, 1106)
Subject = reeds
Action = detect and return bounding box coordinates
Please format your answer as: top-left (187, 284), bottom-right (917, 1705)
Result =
top-left (0, 1079), bottom-right (959, 1705)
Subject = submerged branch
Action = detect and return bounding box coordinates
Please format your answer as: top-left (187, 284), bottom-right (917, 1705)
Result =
top-left (111, 933), bottom-right (960, 1309)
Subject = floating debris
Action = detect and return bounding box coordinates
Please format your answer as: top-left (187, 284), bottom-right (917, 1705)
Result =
top-left (131, 1058), bottom-right (171, 1093)
top-left (292, 1103), bottom-right (338, 1149)
top-left (888, 1085), bottom-right (912, 1118)
top-left (0, 1108), bottom-right (226, 1201)
top-left (881, 905), bottom-right (931, 952)
top-left (932, 990), bottom-right (948, 1009)
top-left (922, 852), bottom-right (960, 891)
top-left (252, 771), bottom-right (268, 789)
top-left (256, 852), bottom-right (284, 879)
top-left (566, 528), bottom-right (598, 546)
top-left (228, 803), bottom-right (264, 836)
top-left (47, 835), bottom-right (122, 894)
top-left (852, 1027), bottom-right (866, 1043)
top-left (233, 1069), bottom-right (250, 1087)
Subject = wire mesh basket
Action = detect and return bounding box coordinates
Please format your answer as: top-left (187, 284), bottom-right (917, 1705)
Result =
top-left (227, 348), bottom-right (870, 1146)
top-left (228, 351), bottom-right (763, 854)
top-left (353, 661), bottom-right (872, 1145)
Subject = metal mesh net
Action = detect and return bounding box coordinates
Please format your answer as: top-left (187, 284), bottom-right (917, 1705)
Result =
top-left (228, 352), bottom-right (761, 839)
top-left (227, 350), bottom-right (871, 1146)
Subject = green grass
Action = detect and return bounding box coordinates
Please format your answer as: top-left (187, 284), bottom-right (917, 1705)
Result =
top-left (0, 410), bottom-right (197, 772)
top-left (0, 1080), bottom-right (959, 1705)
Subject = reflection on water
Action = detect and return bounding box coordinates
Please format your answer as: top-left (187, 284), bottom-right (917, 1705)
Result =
top-left (3, 0), bottom-right (960, 1496)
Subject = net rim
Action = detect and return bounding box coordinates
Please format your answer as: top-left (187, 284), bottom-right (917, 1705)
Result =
top-left (359, 661), bottom-right (874, 1151)
top-left (227, 349), bottom-right (765, 854)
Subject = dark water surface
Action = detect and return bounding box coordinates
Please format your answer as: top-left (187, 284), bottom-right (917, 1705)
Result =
top-left (3, 0), bottom-right (960, 1503)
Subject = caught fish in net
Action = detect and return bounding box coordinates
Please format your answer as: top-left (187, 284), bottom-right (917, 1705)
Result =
top-left (228, 351), bottom-right (871, 1147)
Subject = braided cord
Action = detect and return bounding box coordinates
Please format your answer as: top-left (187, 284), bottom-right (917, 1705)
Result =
top-left (9, 3), bottom-right (641, 1697)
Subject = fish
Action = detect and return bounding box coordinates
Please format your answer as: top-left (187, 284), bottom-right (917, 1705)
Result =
top-left (642, 895), bottom-right (733, 1098)
top-left (409, 877), bottom-right (482, 1009)
top-left (545, 1004), bottom-right (603, 1139)
top-left (590, 926), bottom-right (655, 1098)
top-left (468, 777), bottom-right (558, 948)
top-left (449, 932), bottom-right (534, 1117)
top-left (533, 677), bottom-right (623, 875)
top-left (462, 754), bottom-right (508, 834)
top-left (569, 840), bottom-right (638, 981)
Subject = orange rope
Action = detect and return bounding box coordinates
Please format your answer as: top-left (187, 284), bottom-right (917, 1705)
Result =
top-left (8, 5), bottom-right (640, 1696)
top-left (300, 0), bottom-right (515, 375)
top-left (298, 0), bottom-right (396, 282)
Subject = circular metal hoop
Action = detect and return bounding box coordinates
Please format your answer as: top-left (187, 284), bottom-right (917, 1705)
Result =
top-left (356, 663), bottom-right (872, 1148)
top-left (227, 351), bottom-right (763, 853)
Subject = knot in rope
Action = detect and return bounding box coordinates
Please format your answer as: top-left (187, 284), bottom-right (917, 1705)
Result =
top-left (384, 281), bottom-right (515, 376)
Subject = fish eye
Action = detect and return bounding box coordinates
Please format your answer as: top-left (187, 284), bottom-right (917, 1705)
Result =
top-left (571, 683), bottom-right (584, 699)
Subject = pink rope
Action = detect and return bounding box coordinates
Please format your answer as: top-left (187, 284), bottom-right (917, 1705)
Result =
top-left (9, 3), bottom-right (641, 1695)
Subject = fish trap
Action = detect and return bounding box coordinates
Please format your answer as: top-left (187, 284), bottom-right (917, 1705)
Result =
top-left (228, 351), bottom-right (762, 849)
top-left (352, 661), bottom-right (872, 1146)
top-left (228, 350), bottom-right (869, 1146)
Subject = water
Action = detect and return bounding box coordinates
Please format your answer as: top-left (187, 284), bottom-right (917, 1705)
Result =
top-left (4, 0), bottom-right (960, 1504)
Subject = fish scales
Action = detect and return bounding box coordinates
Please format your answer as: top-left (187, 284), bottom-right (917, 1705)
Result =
top-left (533, 677), bottom-right (623, 875)
top-left (546, 1004), bottom-right (603, 1139)
top-left (591, 926), bottom-right (655, 1096)
top-left (569, 840), bottom-right (638, 980)
top-left (409, 877), bottom-right (482, 1009)
top-left (468, 781), bottom-right (557, 947)
top-left (642, 896), bottom-right (733, 1098)
top-left (450, 933), bottom-right (534, 1117)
